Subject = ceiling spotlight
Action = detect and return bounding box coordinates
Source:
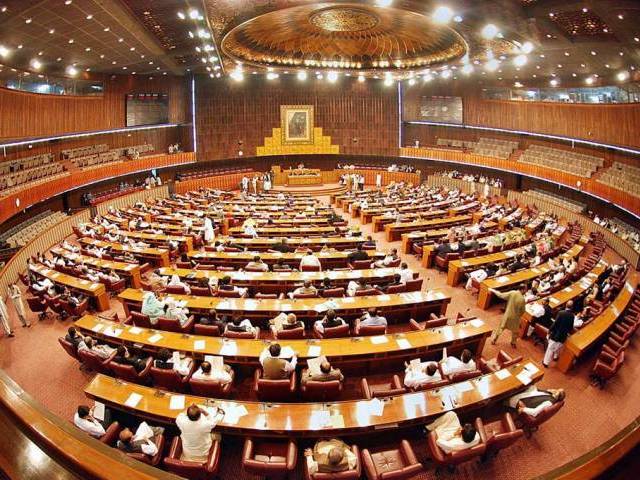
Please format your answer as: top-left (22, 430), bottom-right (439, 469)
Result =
top-left (49, 28), bottom-right (55, 34)
top-left (0, 45), bottom-right (10, 57)
top-left (297, 70), bottom-right (307, 81)
top-left (440, 70), bottom-right (452, 79)
top-left (453, 15), bottom-right (463, 22)
top-left (230, 69), bottom-right (243, 82)
top-left (64, 0), bottom-right (72, 4)
top-left (521, 42), bottom-right (534, 54)
top-left (375, 0), bottom-right (393, 6)
top-left (481, 24), bottom-right (499, 40)
top-left (383, 74), bottom-right (394, 86)
top-left (485, 59), bottom-right (500, 71)
top-left (617, 71), bottom-right (629, 82)
top-left (188, 9), bottom-right (199, 19)
top-left (585, 76), bottom-right (594, 85)
top-left (30, 59), bottom-right (41, 70)
top-left (461, 64), bottom-right (474, 75)
top-left (513, 54), bottom-right (527, 67)
top-left (66, 65), bottom-right (78, 76)
top-left (266, 72), bottom-right (279, 80)
top-left (25, 18), bottom-right (32, 24)
top-left (432, 6), bottom-right (454, 24)
top-left (408, 78), bottom-right (416, 86)
top-left (327, 71), bottom-right (339, 82)
top-left (550, 79), bottom-right (558, 87)
top-left (86, 14), bottom-right (93, 20)
top-left (177, 11), bottom-right (185, 20)
top-left (357, 74), bottom-right (365, 83)
top-left (514, 81), bottom-right (523, 88)
top-left (423, 73), bottom-right (433, 82)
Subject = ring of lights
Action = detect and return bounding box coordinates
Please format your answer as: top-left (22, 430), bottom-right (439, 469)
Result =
top-left (221, 2), bottom-right (468, 71)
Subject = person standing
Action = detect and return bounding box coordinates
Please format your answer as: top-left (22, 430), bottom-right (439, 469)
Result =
top-left (489, 284), bottom-right (526, 348)
top-left (543, 301), bottom-right (575, 368)
top-left (375, 172), bottom-right (382, 188)
top-left (8, 283), bottom-right (30, 328)
top-left (0, 293), bottom-right (15, 338)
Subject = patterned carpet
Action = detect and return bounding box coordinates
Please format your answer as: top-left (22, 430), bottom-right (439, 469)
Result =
top-left (1, 193), bottom-right (638, 480)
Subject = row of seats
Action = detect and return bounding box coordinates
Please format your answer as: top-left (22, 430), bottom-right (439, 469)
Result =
top-left (71, 144), bottom-right (154, 168)
top-left (62, 144), bottom-right (109, 160)
top-left (177, 167), bottom-right (254, 181)
top-left (519, 145), bottom-right (602, 178)
top-left (0, 153), bottom-right (54, 175)
top-left (0, 163), bottom-right (65, 191)
top-left (472, 138), bottom-right (518, 160)
top-left (1, 211), bottom-right (67, 248)
top-left (525, 189), bottom-right (586, 213)
top-left (436, 138), bottom-right (477, 149)
top-left (597, 162), bottom-right (640, 197)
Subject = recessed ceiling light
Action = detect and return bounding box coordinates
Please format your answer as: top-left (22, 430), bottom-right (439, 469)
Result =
top-left (122, 66), bottom-right (127, 70)
top-left (375, 0), bottom-right (393, 6)
top-left (17, 44), bottom-right (22, 49)
top-left (1, 6), bottom-right (7, 13)
top-left (64, 0), bottom-right (72, 4)
top-left (99, 54), bottom-right (104, 58)
top-left (85, 47), bottom-right (91, 51)
top-left (68, 39), bottom-right (74, 44)
top-left (481, 24), bottom-right (499, 39)
top-left (617, 71), bottom-right (629, 81)
top-left (618, 14), bottom-right (624, 20)
top-left (103, 27), bottom-right (110, 32)
top-left (130, 47), bottom-right (135, 51)
top-left (590, 50), bottom-right (597, 55)
top-left (66, 65), bottom-right (78, 76)
top-left (30, 59), bottom-right (41, 69)
top-left (49, 28), bottom-right (55, 34)
top-left (118, 38), bottom-right (124, 42)
top-left (585, 76), bottom-right (594, 85)
top-left (86, 14), bottom-right (93, 20)
top-left (188, 9), bottom-right (199, 19)
top-left (112, 61), bottom-right (116, 64)
top-left (56, 57), bottom-right (62, 61)
top-left (25, 18), bottom-right (32, 23)
top-left (550, 79), bottom-right (558, 87)
top-left (432, 6), bottom-right (454, 24)
top-left (582, 7), bottom-right (588, 13)
top-left (177, 11), bottom-right (185, 20)
top-left (513, 55), bottom-right (528, 67)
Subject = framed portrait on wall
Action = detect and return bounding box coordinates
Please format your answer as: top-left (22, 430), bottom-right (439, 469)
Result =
top-left (280, 105), bottom-right (314, 144)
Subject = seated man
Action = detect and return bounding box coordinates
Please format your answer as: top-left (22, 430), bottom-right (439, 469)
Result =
top-left (304, 438), bottom-right (358, 474)
top-left (301, 359), bottom-right (344, 385)
top-left (300, 250), bottom-right (322, 271)
top-left (191, 359), bottom-right (233, 385)
top-left (372, 248), bottom-right (399, 268)
top-left (346, 279), bottom-right (367, 297)
top-left (176, 404), bottom-right (224, 462)
top-left (153, 348), bottom-right (193, 376)
top-left (225, 315), bottom-right (258, 337)
top-left (147, 270), bottom-right (169, 291)
top-left (195, 309), bottom-right (227, 330)
top-left (73, 405), bottom-right (107, 438)
top-left (507, 386), bottom-right (565, 417)
top-left (216, 276), bottom-right (248, 297)
top-left (141, 291), bottom-right (166, 324)
top-left (167, 274), bottom-right (191, 294)
top-left (399, 263), bottom-right (414, 283)
top-left (314, 309), bottom-right (347, 333)
top-left (404, 361), bottom-right (442, 389)
top-left (270, 312), bottom-right (304, 335)
top-left (113, 345), bottom-right (149, 372)
top-left (259, 343), bottom-right (297, 379)
top-left (427, 411), bottom-right (480, 454)
top-left (440, 349), bottom-right (476, 377)
top-left (288, 280), bottom-right (318, 299)
top-left (359, 308), bottom-right (387, 328)
top-left (245, 255), bottom-right (269, 272)
top-left (347, 244), bottom-right (368, 263)
top-left (116, 423), bottom-right (165, 456)
top-left (65, 326), bottom-right (83, 349)
top-left (163, 297), bottom-right (191, 327)
top-left (383, 273), bottom-right (404, 292)
top-left (78, 336), bottom-right (116, 360)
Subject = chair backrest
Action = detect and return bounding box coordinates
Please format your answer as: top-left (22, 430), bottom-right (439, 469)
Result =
top-left (190, 286), bottom-right (212, 296)
top-left (447, 369), bottom-right (482, 382)
top-left (521, 400), bottom-right (564, 428)
top-left (164, 284), bottom-right (187, 295)
top-left (163, 437), bottom-right (209, 478)
top-left (156, 316), bottom-right (187, 333)
top-left (189, 378), bottom-right (229, 397)
top-left (78, 349), bottom-right (110, 374)
top-left (321, 288), bottom-right (345, 297)
top-left (319, 323), bottom-right (350, 338)
top-left (293, 292), bottom-right (318, 299)
top-left (108, 361), bottom-right (140, 383)
top-left (58, 337), bottom-right (78, 360)
top-left (150, 366), bottom-right (185, 391)
top-left (131, 311), bottom-right (152, 328)
top-left (302, 380), bottom-right (342, 401)
top-left (301, 264), bottom-right (321, 272)
top-left (357, 324), bottom-right (387, 336)
top-left (193, 323), bottom-right (221, 336)
top-left (275, 326), bottom-right (305, 339)
top-left (405, 278), bottom-right (423, 291)
top-left (351, 260), bottom-right (371, 270)
top-left (26, 296), bottom-right (47, 312)
top-left (256, 376), bottom-right (293, 401)
top-left (216, 289), bottom-right (241, 298)
top-left (225, 329), bottom-right (255, 339)
top-left (256, 293), bottom-right (278, 299)
top-left (385, 284), bottom-right (405, 294)
top-left (354, 289), bottom-right (379, 297)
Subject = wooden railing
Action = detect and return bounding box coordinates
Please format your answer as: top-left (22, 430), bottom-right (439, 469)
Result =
top-left (425, 174), bottom-right (504, 197)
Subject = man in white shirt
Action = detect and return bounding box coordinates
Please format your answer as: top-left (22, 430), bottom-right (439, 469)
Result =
top-left (74, 405), bottom-right (106, 438)
top-left (359, 308), bottom-right (387, 327)
top-left (507, 386), bottom-right (565, 417)
top-left (175, 404), bottom-right (223, 461)
top-left (404, 361), bottom-right (442, 389)
top-left (440, 349), bottom-right (476, 377)
top-left (300, 250), bottom-right (322, 271)
top-left (399, 263), bottom-right (414, 283)
top-left (427, 411), bottom-right (480, 454)
top-left (305, 439), bottom-right (358, 475)
top-left (191, 360), bottom-right (233, 385)
top-left (116, 423), bottom-right (164, 457)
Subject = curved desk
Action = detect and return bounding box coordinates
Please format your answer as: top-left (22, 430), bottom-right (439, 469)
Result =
top-left (78, 238), bottom-right (170, 267)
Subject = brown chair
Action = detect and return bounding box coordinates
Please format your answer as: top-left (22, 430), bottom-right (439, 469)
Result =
top-left (190, 286), bottom-right (212, 296)
top-left (150, 363), bottom-right (194, 392)
top-left (360, 375), bottom-right (406, 399)
top-left (313, 323), bottom-right (350, 339)
top-left (156, 315), bottom-right (195, 334)
top-left (256, 293), bottom-right (278, 299)
top-left (189, 374), bottom-right (234, 398)
top-left (353, 318), bottom-right (386, 336)
top-left (479, 350), bottom-right (524, 374)
top-left (301, 264), bottom-right (321, 272)
top-left (108, 357), bottom-right (152, 384)
top-left (253, 368), bottom-right (296, 402)
top-left (26, 295), bottom-right (49, 320)
top-left (404, 278), bottom-right (423, 291)
top-left (321, 287), bottom-right (345, 297)
top-left (362, 440), bottom-right (423, 480)
top-left (164, 284), bottom-right (189, 295)
top-left (242, 438), bottom-right (297, 480)
top-left (446, 369), bottom-right (482, 383)
top-left (106, 278), bottom-right (127, 296)
top-left (193, 323), bottom-right (222, 336)
top-left (274, 326), bottom-right (305, 340)
top-left (58, 337), bottom-right (79, 360)
top-left (483, 412), bottom-right (524, 459)
top-left (354, 288), bottom-right (382, 297)
top-left (216, 289), bottom-right (242, 298)
top-left (303, 444), bottom-right (361, 480)
top-left (517, 400), bottom-right (565, 437)
top-left (385, 284), bottom-right (406, 294)
top-left (427, 417), bottom-right (487, 472)
top-left (130, 311), bottom-right (152, 328)
top-left (349, 260), bottom-right (371, 270)
top-left (293, 292), bottom-right (319, 299)
top-left (78, 349), bottom-right (115, 374)
top-left (590, 350), bottom-right (624, 388)
top-left (225, 327), bottom-right (259, 339)
top-left (301, 378), bottom-right (343, 401)
top-left (163, 436), bottom-right (221, 480)
top-left (99, 421), bottom-right (122, 445)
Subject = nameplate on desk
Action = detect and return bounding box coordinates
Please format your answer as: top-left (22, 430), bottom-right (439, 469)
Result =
top-left (494, 369), bottom-right (511, 380)
top-left (148, 334), bottom-right (163, 343)
top-left (124, 393), bottom-right (142, 408)
top-left (169, 395), bottom-right (185, 410)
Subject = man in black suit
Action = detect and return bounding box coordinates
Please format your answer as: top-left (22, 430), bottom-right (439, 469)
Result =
top-left (347, 244), bottom-right (368, 263)
top-left (543, 300), bottom-right (575, 368)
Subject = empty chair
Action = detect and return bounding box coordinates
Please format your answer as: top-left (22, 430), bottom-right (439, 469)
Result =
top-left (242, 438), bottom-right (297, 480)
top-left (189, 374), bottom-right (234, 398)
top-left (129, 311), bottom-right (152, 328)
top-left (150, 365), bottom-right (194, 392)
top-left (590, 350), bottom-right (624, 389)
top-left (353, 318), bottom-right (386, 336)
top-left (26, 295), bottom-right (49, 320)
top-left (62, 298), bottom-right (90, 320)
top-left (58, 337), bottom-right (79, 360)
top-left (156, 316), bottom-right (195, 334)
top-left (482, 412), bottom-right (524, 459)
top-left (163, 436), bottom-right (221, 480)
top-left (360, 375), bottom-right (406, 399)
top-left (479, 350), bottom-right (524, 373)
top-left (193, 323), bottom-right (222, 336)
top-left (78, 349), bottom-right (114, 375)
top-left (274, 326), bottom-right (305, 340)
top-left (362, 440), bottom-right (423, 480)
top-left (321, 287), bottom-right (345, 297)
top-left (301, 379), bottom-right (343, 401)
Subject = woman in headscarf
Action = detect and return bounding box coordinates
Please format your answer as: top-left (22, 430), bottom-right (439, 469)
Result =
top-left (167, 274), bottom-right (191, 295)
top-left (203, 217), bottom-right (215, 244)
top-left (141, 291), bottom-right (166, 325)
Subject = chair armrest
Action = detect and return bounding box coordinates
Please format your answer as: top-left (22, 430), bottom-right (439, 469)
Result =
top-left (206, 439), bottom-right (221, 473)
top-left (408, 319), bottom-right (423, 331)
top-left (391, 375), bottom-right (403, 390)
top-left (353, 318), bottom-right (361, 335)
top-left (351, 445), bottom-right (362, 477)
top-left (242, 438), bottom-right (255, 462)
top-left (427, 433), bottom-right (446, 463)
top-left (168, 436), bottom-right (180, 458)
top-left (400, 440), bottom-right (418, 465)
top-left (475, 417), bottom-right (487, 444)
top-left (502, 412), bottom-right (517, 432)
top-left (286, 440), bottom-right (298, 471)
top-left (360, 378), bottom-right (372, 400)
top-left (139, 357), bottom-right (153, 377)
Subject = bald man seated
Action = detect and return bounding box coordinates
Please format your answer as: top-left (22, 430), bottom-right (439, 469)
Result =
top-left (116, 423), bottom-right (164, 457)
top-left (301, 360), bottom-right (344, 385)
top-left (305, 438), bottom-right (358, 474)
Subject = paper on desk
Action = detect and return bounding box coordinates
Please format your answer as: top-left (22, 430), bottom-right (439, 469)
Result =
top-left (92, 323), bottom-right (104, 332)
top-left (469, 319), bottom-right (484, 328)
top-left (310, 410), bottom-right (331, 427)
top-left (125, 393), bottom-right (142, 408)
top-left (494, 369), bottom-right (512, 380)
top-left (307, 356), bottom-right (326, 376)
top-left (497, 276), bottom-right (509, 284)
top-left (370, 335), bottom-right (389, 345)
top-left (396, 338), bottom-right (412, 350)
top-left (377, 294), bottom-right (391, 301)
top-left (523, 362), bottom-right (539, 375)
top-left (455, 381), bottom-right (474, 393)
top-left (516, 371), bottom-right (532, 386)
top-left (307, 345), bottom-right (322, 357)
top-left (194, 339), bottom-right (206, 351)
top-left (93, 402), bottom-right (106, 421)
top-left (279, 346), bottom-right (295, 358)
top-left (128, 326), bottom-right (142, 335)
top-left (219, 340), bottom-right (237, 356)
top-left (148, 334), bottom-right (163, 344)
top-left (169, 395), bottom-right (186, 410)
top-left (330, 414), bottom-right (345, 428)
top-left (367, 398), bottom-right (385, 416)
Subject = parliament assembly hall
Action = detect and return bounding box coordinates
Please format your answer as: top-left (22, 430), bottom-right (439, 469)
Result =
top-left (1, 1), bottom-right (640, 479)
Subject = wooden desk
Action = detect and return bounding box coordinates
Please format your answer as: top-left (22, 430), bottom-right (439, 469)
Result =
top-left (113, 230), bottom-right (192, 251)
top-left (477, 244), bottom-right (584, 309)
top-left (118, 289), bottom-right (451, 325)
top-left (158, 266), bottom-right (406, 293)
top-left (360, 199), bottom-right (457, 224)
top-left (28, 264), bottom-right (110, 311)
top-left (75, 314), bottom-right (492, 368)
top-left (371, 209), bottom-right (447, 233)
top-left (518, 260), bottom-right (607, 338)
top-left (187, 249), bottom-right (384, 269)
top-left (214, 236), bottom-right (366, 252)
top-left (228, 225), bottom-right (339, 238)
top-left (78, 238), bottom-right (170, 267)
top-left (85, 361), bottom-right (542, 437)
top-left (288, 174), bottom-right (322, 186)
top-left (558, 279), bottom-right (636, 372)
top-left (385, 214), bottom-right (477, 242)
top-left (50, 247), bottom-right (142, 288)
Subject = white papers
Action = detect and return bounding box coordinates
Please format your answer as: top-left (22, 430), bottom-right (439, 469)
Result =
top-left (523, 362), bottom-right (539, 375)
top-left (279, 346), bottom-right (295, 358)
top-left (128, 326), bottom-right (142, 335)
top-left (193, 340), bottom-right (206, 351)
top-left (223, 404), bottom-right (248, 425)
top-left (92, 402), bottom-right (105, 421)
top-left (330, 414), bottom-right (345, 428)
top-left (219, 340), bottom-right (238, 356)
top-left (148, 334), bottom-right (163, 344)
top-left (370, 335), bottom-right (389, 345)
top-left (124, 393), bottom-right (142, 408)
top-left (310, 410), bottom-right (331, 427)
top-left (307, 345), bottom-right (322, 357)
top-left (516, 371), bottom-right (532, 386)
top-left (307, 356), bottom-right (325, 376)
top-left (469, 319), bottom-right (484, 328)
top-left (367, 398), bottom-right (385, 416)
top-left (376, 294), bottom-right (391, 301)
top-left (497, 276), bottom-right (509, 284)
top-left (103, 326), bottom-right (122, 337)
top-left (396, 338), bottom-right (412, 350)
top-left (169, 395), bottom-right (185, 410)
top-left (455, 381), bottom-right (474, 393)
top-left (439, 386), bottom-right (458, 410)
top-left (494, 369), bottom-right (512, 380)
top-left (92, 323), bottom-right (104, 332)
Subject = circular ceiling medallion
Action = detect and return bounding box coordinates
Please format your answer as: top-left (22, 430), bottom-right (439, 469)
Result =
top-left (221, 2), bottom-right (468, 71)
top-left (309, 6), bottom-right (379, 32)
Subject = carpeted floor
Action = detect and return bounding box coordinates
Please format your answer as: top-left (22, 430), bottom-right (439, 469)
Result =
top-left (1, 193), bottom-right (638, 480)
